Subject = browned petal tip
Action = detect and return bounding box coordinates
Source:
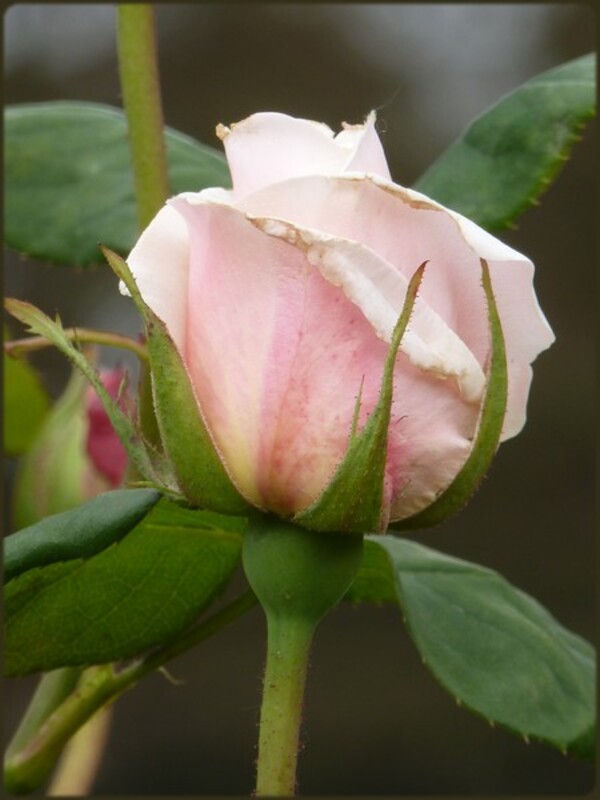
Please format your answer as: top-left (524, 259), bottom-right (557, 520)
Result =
top-left (215, 123), bottom-right (230, 140)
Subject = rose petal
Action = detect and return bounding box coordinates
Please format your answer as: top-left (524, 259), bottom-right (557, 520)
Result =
top-left (216, 111), bottom-right (390, 199)
top-left (171, 197), bottom-right (479, 521)
top-left (237, 174), bottom-right (554, 439)
top-left (251, 216), bottom-right (485, 404)
top-left (126, 204), bottom-right (190, 352)
top-left (336, 112), bottom-right (391, 178)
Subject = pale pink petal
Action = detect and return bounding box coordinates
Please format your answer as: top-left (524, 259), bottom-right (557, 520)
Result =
top-left (441, 211), bottom-right (555, 438)
top-left (252, 217), bottom-right (485, 404)
top-left (369, 180), bottom-right (554, 439)
top-left (125, 204), bottom-right (190, 352)
top-left (336, 111), bottom-right (391, 179)
top-left (238, 174), bottom-right (554, 440)
top-left (166, 196), bottom-right (479, 520)
top-left (250, 214), bottom-right (481, 521)
top-left (168, 196), bottom-right (310, 510)
top-left (216, 111), bottom-right (390, 199)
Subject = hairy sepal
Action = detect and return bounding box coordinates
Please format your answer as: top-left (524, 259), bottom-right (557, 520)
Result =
top-left (295, 263), bottom-right (426, 534)
top-left (392, 258), bottom-right (507, 531)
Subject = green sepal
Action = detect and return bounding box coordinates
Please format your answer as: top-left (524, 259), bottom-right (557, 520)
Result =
top-left (102, 246), bottom-right (251, 515)
top-left (4, 298), bottom-right (174, 490)
top-left (392, 259), bottom-right (507, 531)
top-left (4, 488), bottom-right (161, 583)
top-left (135, 353), bottom-right (163, 454)
top-left (294, 263), bottom-right (426, 534)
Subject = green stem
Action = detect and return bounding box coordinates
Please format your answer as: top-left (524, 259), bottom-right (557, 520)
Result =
top-left (115, 4), bottom-right (168, 470)
top-left (256, 616), bottom-right (314, 797)
top-left (47, 705), bottom-right (113, 796)
top-left (116, 4), bottom-right (169, 230)
top-left (4, 329), bottom-right (148, 363)
top-left (5, 669), bottom-right (81, 766)
top-left (4, 591), bottom-right (257, 794)
top-left (4, 666), bottom-right (116, 794)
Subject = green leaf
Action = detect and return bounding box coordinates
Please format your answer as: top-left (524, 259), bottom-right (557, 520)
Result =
top-left (4, 336), bottom-right (50, 456)
top-left (392, 259), bottom-right (507, 531)
top-left (4, 488), bottom-right (161, 582)
top-left (103, 247), bottom-right (252, 515)
top-left (7, 562), bottom-right (84, 617)
top-left (4, 500), bottom-right (246, 676)
top-left (414, 53), bottom-right (596, 230)
top-left (4, 101), bottom-right (230, 266)
top-left (295, 263), bottom-right (426, 533)
top-left (367, 536), bottom-right (596, 760)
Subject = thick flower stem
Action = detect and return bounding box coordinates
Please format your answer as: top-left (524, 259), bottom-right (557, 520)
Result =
top-left (243, 518), bottom-right (363, 796)
top-left (116, 4), bottom-right (169, 230)
top-left (256, 615), bottom-right (314, 797)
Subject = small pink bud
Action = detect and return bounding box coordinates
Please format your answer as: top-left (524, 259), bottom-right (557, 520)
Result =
top-left (12, 367), bottom-right (131, 529)
top-left (85, 369), bottom-right (129, 488)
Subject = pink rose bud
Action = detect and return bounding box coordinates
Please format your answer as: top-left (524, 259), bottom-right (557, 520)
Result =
top-left (85, 368), bottom-right (129, 487)
top-left (12, 368), bottom-right (130, 529)
top-left (125, 112), bottom-right (554, 528)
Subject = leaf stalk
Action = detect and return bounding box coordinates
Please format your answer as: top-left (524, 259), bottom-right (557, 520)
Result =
top-left (4, 328), bottom-right (148, 363)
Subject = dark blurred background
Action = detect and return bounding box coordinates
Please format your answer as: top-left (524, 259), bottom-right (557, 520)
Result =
top-left (3, 3), bottom-right (596, 795)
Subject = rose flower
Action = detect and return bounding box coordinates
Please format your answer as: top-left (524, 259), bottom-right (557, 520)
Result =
top-left (126, 112), bottom-right (554, 529)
